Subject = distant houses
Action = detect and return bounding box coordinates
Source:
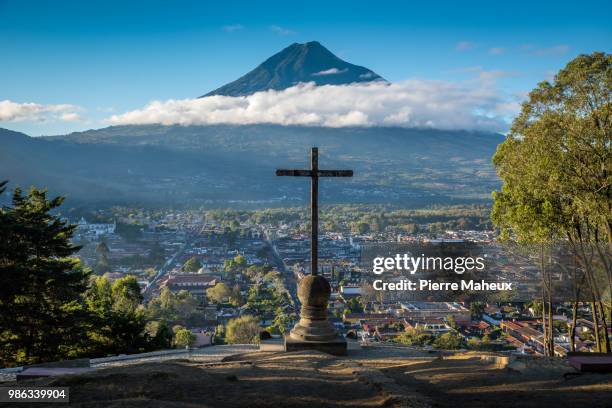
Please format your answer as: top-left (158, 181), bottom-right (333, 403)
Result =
top-left (76, 217), bottom-right (116, 238)
top-left (500, 320), bottom-right (568, 356)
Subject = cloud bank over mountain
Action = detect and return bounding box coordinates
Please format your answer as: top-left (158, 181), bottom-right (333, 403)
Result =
top-left (0, 100), bottom-right (82, 122)
top-left (108, 80), bottom-right (517, 131)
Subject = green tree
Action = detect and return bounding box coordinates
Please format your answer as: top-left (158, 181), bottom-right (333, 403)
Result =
top-left (527, 301), bottom-right (544, 317)
top-left (146, 288), bottom-right (204, 326)
top-left (84, 276), bottom-right (148, 356)
top-left (352, 222), bottom-right (370, 235)
top-left (94, 242), bottom-right (111, 275)
top-left (0, 183), bottom-right (91, 366)
top-left (206, 282), bottom-right (232, 304)
top-left (95, 242), bottom-right (110, 257)
top-left (492, 52), bottom-right (611, 353)
top-left (173, 290), bottom-right (204, 325)
top-left (147, 319), bottom-right (173, 349)
top-left (433, 332), bottom-right (464, 350)
top-left (469, 302), bottom-right (485, 319)
top-left (272, 307), bottom-right (294, 334)
top-left (144, 268), bottom-right (157, 279)
top-left (263, 270), bottom-right (281, 283)
top-left (396, 328), bottom-right (433, 347)
top-left (93, 257), bottom-right (111, 275)
top-left (182, 256), bottom-right (202, 272)
top-left (346, 297), bottom-right (364, 313)
top-left (112, 275), bottom-right (143, 311)
top-left (225, 315), bottom-right (260, 344)
top-left (446, 315), bottom-right (457, 330)
top-left (174, 328), bottom-right (196, 348)
top-left (229, 284), bottom-right (244, 307)
top-left (228, 219), bottom-right (240, 231)
top-left (214, 324), bottom-right (226, 345)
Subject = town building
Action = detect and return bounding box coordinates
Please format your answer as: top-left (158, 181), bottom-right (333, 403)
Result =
top-left (76, 217), bottom-right (116, 237)
top-left (159, 273), bottom-right (218, 301)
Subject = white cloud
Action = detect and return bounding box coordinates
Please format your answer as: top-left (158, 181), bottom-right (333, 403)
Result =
top-left (223, 24), bottom-right (244, 32)
top-left (0, 100), bottom-right (83, 122)
top-left (270, 25), bottom-right (296, 36)
top-left (494, 101), bottom-right (522, 116)
top-left (532, 44), bottom-right (570, 56)
top-left (488, 47), bottom-right (506, 55)
top-left (521, 44), bottom-right (570, 56)
top-left (455, 41), bottom-right (476, 51)
top-left (107, 78), bottom-right (518, 132)
top-left (312, 68), bottom-right (348, 76)
top-left (60, 112), bottom-right (81, 121)
top-left (477, 70), bottom-right (518, 82)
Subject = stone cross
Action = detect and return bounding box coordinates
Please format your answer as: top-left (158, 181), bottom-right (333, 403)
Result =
top-left (276, 147), bottom-right (352, 354)
top-left (276, 147), bottom-right (353, 276)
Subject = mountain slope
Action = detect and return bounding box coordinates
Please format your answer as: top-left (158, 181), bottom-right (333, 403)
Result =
top-left (1, 125), bottom-right (502, 207)
top-left (202, 41), bottom-right (384, 97)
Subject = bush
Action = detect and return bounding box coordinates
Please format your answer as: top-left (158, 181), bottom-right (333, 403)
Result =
top-left (433, 332), bottom-right (464, 350)
top-left (396, 328), bottom-right (433, 346)
top-left (174, 328), bottom-right (196, 348)
top-left (225, 315), bottom-right (260, 344)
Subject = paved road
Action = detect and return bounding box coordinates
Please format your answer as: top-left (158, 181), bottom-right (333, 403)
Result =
top-left (261, 228), bottom-right (299, 308)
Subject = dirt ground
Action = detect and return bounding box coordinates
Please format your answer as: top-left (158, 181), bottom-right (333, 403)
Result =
top-left (2, 347), bottom-right (611, 408)
top-left (376, 352), bottom-right (612, 408)
top-left (4, 351), bottom-right (394, 408)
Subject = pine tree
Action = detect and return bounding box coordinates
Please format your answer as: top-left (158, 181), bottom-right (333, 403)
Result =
top-left (94, 241), bottom-right (111, 275)
top-left (0, 183), bottom-right (90, 366)
top-left (84, 276), bottom-right (148, 356)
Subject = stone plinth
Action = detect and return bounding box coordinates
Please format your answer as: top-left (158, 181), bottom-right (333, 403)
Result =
top-left (284, 274), bottom-right (347, 356)
top-left (284, 334), bottom-right (347, 356)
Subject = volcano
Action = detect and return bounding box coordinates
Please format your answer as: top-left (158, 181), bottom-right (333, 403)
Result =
top-left (202, 41), bottom-right (384, 97)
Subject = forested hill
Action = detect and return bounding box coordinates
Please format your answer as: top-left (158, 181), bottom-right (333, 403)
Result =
top-left (1, 125), bottom-right (503, 207)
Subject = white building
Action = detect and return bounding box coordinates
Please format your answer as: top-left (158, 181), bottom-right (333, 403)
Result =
top-left (76, 217), bottom-right (116, 237)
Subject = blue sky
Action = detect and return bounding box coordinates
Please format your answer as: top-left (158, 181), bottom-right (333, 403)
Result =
top-left (1, 0), bottom-right (610, 135)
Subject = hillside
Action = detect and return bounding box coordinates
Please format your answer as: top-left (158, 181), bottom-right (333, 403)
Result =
top-left (0, 125), bottom-right (503, 207)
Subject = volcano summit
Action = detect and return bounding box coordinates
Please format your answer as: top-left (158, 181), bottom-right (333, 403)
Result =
top-left (202, 41), bottom-right (385, 97)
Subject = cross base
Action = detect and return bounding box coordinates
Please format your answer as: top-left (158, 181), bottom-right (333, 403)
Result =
top-left (284, 334), bottom-right (347, 356)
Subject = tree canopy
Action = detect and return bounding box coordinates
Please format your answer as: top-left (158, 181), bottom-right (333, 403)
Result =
top-left (182, 256), bottom-right (202, 272)
top-left (493, 52), bottom-right (611, 244)
top-left (0, 183), bottom-right (90, 366)
top-left (492, 52), bottom-right (611, 353)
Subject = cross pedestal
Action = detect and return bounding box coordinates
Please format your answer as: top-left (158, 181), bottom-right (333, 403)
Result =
top-left (284, 274), bottom-right (347, 355)
top-left (276, 147), bottom-right (352, 356)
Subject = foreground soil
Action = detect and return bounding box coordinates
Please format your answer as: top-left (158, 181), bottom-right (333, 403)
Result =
top-left (377, 350), bottom-right (612, 408)
top-left (3, 346), bottom-right (611, 408)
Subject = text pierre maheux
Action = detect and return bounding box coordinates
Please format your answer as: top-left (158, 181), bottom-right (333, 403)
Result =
top-left (370, 254), bottom-right (513, 292)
